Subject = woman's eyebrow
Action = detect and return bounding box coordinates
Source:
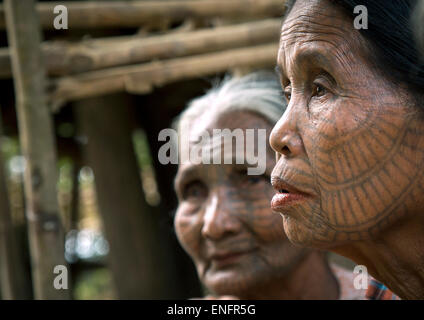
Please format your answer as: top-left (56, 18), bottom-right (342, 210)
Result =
top-left (279, 46), bottom-right (338, 80)
top-left (174, 165), bottom-right (200, 191)
top-left (297, 49), bottom-right (333, 67)
top-left (293, 46), bottom-right (340, 73)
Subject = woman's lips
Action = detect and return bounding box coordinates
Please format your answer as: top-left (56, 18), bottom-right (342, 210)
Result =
top-left (270, 176), bottom-right (310, 212)
top-left (271, 192), bottom-right (307, 211)
top-left (210, 250), bottom-right (253, 268)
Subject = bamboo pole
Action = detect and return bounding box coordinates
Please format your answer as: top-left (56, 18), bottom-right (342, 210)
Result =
top-left (50, 43), bottom-right (278, 109)
top-left (0, 0), bottom-right (285, 30)
top-left (4, 0), bottom-right (70, 299)
top-left (0, 18), bottom-right (281, 78)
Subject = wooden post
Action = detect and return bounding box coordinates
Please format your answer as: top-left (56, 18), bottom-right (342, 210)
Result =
top-left (74, 93), bottom-right (179, 299)
top-left (0, 113), bottom-right (30, 299)
top-left (4, 0), bottom-right (70, 299)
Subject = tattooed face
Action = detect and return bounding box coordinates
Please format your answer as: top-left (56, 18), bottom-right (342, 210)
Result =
top-left (270, 0), bottom-right (424, 248)
top-left (174, 110), bottom-right (306, 297)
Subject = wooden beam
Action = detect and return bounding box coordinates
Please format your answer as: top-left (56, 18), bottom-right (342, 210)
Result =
top-left (50, 43), bottom-right (278, 109)
top-left (4, 0), bottom-right (70, 299)
top-left (0, 0), bottom-right (285, 30)
top-left (0, 18), bottom-right (281, 78)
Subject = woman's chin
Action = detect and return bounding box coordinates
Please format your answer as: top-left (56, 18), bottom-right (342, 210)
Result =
top-left (283, 216), bottom-right (329, 249)
top-left (204, 270), bottom-right (250, 296)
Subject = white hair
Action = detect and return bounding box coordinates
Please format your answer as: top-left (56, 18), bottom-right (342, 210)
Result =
top-left (176, 71), bottom-right (287, 133)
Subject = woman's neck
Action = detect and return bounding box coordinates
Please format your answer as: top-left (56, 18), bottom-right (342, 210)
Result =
top-left (243, 251), bottom-right (340, 300)
top-left (333, 215), bottom-right (424, 300)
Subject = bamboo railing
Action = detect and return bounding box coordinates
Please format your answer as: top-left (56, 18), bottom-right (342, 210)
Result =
top-left (0, 0), bottom-right (283, 29)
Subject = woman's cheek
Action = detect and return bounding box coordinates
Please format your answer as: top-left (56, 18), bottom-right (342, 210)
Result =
top-left (175, 205), bottom-right (203, 259)
top-left (256, 210), bottom-right (287, 242)
top-left (245, 183), bottom-right (287, 241)
top-left (308, 97), bottom-right (371, 143)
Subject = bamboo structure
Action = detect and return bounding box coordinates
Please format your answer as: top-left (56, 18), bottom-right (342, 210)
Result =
top-left (0, 0), bottom-right (285, 299)
top-left (0, 0), bottom-right (284, 29)
top-left (0, 1), bottom-right (283, 109)
top-left (50, 43), bottom-right (278, 110)
top-left (0, 18), bottom-right (281, 78)
top-left (4, 0), bottom-right (69, 299)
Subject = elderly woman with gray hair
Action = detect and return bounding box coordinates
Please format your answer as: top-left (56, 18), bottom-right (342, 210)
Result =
top-left (173, 72), bottom-right (365, 299)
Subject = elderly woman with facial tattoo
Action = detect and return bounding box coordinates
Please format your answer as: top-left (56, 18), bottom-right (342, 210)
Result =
top-left (270, 0), bottom-right (424, 300)
top-left (173, 72), bottom-right (366, 300)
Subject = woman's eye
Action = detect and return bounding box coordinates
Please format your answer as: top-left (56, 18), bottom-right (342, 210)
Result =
top-left (247, 176), bottom-right (262, 184)
top-left (284, 88), bottom-right (292, 102)
top-left (313, 83), bottom-right (327, 97)
top-left (182, 181), bottom-right (207, 200)
top-left (236, 169), bottom-right (265, 185)
top-left (285, 92), bottom-right (292, 102)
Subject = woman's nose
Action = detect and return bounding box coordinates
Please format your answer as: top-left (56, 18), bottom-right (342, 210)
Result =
top-left (269, 105), bottom-right (304, 158)
top-left (201, 193), bottom-right (242, 240)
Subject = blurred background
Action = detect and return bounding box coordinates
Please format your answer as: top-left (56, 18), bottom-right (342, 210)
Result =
top-left (6, 0), bottom-right (420, 300)
top-left (0, 0), bottom-right (285, 299)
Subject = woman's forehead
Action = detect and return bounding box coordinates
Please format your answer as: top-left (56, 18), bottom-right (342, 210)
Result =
top-left (189, 111), bottom-right (274, 157)
top-left (278, 0), bottom-right (365, 77)
top-left (281, 0), bottom-right (354, 48)
top-left (196, 109), bottom-right (273, 132)
top-left (176, 110), bottom-right (275, 178)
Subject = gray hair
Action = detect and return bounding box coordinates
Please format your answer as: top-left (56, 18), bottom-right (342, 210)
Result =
top-left (176, 71), bottom-right (287, 133)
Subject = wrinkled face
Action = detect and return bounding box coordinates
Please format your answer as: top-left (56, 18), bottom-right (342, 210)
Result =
top-left (270, 0), bottom-right (424, 248)
top-left (174, 110), bottom-right (306, 296)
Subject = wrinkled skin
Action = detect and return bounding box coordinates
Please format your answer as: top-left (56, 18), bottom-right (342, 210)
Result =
top-left (270, 0), bottom-right (424, 299)
top-left (174, 110), bottom-right (339, 299)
